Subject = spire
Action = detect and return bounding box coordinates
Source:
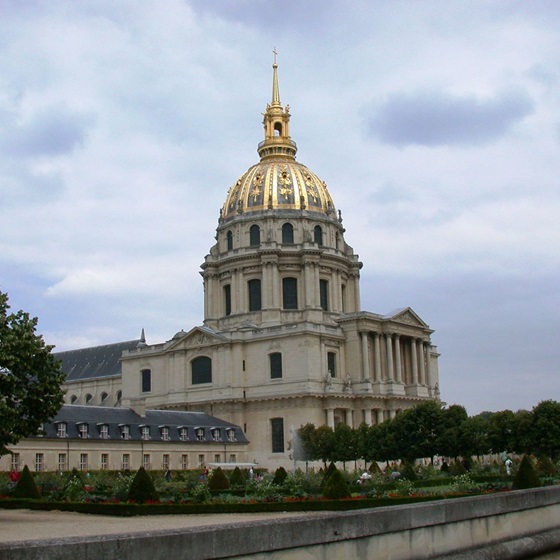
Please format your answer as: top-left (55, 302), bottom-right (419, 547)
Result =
top-left (271, 47), bottom-right (281, 106)
top-left (258, 50), bottom-right (297, 161)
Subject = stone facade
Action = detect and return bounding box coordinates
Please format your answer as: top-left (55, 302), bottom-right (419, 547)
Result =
top-left (58, 60), bottom-right (440, 470)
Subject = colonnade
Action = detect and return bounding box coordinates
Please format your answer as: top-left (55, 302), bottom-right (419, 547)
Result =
top-left (325, 407), bottom-right (398, 429)
top-left (360, 331), bottom-right (432, 387)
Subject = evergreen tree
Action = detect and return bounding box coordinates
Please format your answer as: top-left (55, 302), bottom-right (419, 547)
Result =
top-left (127, 467), bottom-right (159, 503)
top-left (13, 465), bottom-right (40, 499)
top-left (208, 467), bottom-right (230, 491)
top-left (512, 455), bottom-right (541, 490)
top-left (322, 467), bottom-right (350, 499)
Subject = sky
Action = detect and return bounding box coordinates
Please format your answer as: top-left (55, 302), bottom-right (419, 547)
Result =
top-left (1, 0), bottom-right (559, 416)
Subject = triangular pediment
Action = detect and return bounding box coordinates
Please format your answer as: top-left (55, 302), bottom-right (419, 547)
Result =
top-left (167, 326), bottom-right (228, 351)
top-left (384, 307), bottom-right (428, 328)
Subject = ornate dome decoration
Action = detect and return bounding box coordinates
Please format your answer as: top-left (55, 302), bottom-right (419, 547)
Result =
top-left (220, 55), bottom-right (337, 223)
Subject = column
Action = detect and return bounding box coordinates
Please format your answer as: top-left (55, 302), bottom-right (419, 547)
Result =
top-left (394, 335), bottom-right (402, 383)
top-left (326, 408), bottom-right (335, 428)
top-left (271, 261), bottom-right (280, 308)
top-left (376, 409), bottom-right (384, 424)
top-left (361, 331), bottom-right (370, 380)
top-left (418, 342), bottom-right (426, 385)
top-left (363, 409), bottom-right (372, 426)
top-left (345, 409), bottom-right (353, 428)
top-left (238, 269), bottom-right (245, 312)
top-left (411, 338), bottom-right (419, 385)
top-left (373, 333), bottom-right (381, 382)
top-left (262, 262), bottom-right (270, 309)
top-left (313, 263), bottom-right (320, 308)
top-left (385, 334), bottom-right (394, 382)
top-left (304, 262), bottom-right (312, 308)
top-left (425, 344), bottom-right (432, 388)
top-left (389, 409), bottom-right (396, 420)
top-left (231, 270), bottom-right (237, 314)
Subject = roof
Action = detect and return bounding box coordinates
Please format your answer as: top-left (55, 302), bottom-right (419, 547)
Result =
top-left (55, 339), bottom-right (142, 381)
top-left (36, 405), bottom-right (248, 444)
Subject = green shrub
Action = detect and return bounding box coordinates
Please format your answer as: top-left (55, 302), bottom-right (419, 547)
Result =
top-left (322, 468), bottom-right (350, 500)
top-left (512, 455), bottom-right (541, 490)
top-left (127, 467), bottom-right (159, 503)
top-left (272, 466), bottom-right (288, 486)
top-left (13, 466), bottom-right (41, 500)
top-left (536, 455), bottom-right (557, 476)
top-left (190, 482), bottom-right (210, 503)
top-left (449, 461), bottom-right (467, 476)
top-left (400, 461), bottom-right (418, 481)
top-left (229, 466), bottom-right (245, 488)
top-left (321, 462), bottom-right (338, 489)
top-left (208, 468), bottom-right (230, 491)
top-left (368, 461), bottom-right (382, 474)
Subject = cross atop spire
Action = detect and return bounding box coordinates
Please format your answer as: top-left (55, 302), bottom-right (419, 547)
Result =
top-left (271, 48), bottom-right (281, 106)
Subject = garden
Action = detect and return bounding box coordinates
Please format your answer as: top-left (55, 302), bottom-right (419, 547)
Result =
top-left (0, 452), bottom-right (554, 516)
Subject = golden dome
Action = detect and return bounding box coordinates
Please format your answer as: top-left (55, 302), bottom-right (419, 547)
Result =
top-left (220, 55), bottom-right (337, 222)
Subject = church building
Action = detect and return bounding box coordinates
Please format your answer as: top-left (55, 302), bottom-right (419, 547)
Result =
top-left (60, 59), bottom-right (440, 469)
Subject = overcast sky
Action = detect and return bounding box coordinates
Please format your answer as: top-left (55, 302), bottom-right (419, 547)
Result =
top-left (1, 1), bottom-right (559, 416)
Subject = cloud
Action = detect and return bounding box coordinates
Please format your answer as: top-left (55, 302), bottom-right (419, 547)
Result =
top-left (365, 89), bottom-right (535, 147)
top-left (0, 104), bottom-right (95, 158)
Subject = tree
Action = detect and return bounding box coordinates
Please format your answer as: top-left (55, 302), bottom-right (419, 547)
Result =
top-left (295, 423), bottom-right (317, 464)
top-left (529, 400), bottom-right (560, 461)
top-left (0, 291), bottom-right (65, 450)
top-left (332, 423), bottom-right (358, 468)
top-left (487, 409), bottom-right (517, 454)
top-left (314, 425), bottom-right (335, 467)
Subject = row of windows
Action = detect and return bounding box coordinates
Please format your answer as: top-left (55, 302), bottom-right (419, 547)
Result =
top-left (224, 277), bottom-right (331, 315)
top-left (227, 224), bottom-right (326, 250)
top-left (139, 351), bottom-right (338, 390)
top-left (69, 391), bottom-right (121, 405)
top-left (17, 452), bottom-right (236, 472)
top-left (54, 422), bottom-right (236, 442)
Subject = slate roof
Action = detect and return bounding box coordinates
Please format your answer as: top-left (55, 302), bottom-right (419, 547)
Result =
top-left (36, 405), bottom-right (248, 444)
top-left (55, 340), bottom-right (142, 381)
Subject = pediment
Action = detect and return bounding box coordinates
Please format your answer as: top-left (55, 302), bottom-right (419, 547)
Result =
top-left (384, 307), bottom-right (428, 329)
top-left (167, 326), bottom-right (228, 351)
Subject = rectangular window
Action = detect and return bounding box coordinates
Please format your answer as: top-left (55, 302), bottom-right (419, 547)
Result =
top-left (141, 426), bottom-right (150, 440)
top-left (101, 453), bottom-right (109, 470)
top-left (141, 369), bottom-right (151, 393)
top-left (198, 454), bottom-right (205, 468)
top-left (212, 429), bottom-right (221, 442)
top-left (162, 454), bottom-right (170, 470)
top-left (196, 428), bottom-right (205, 441)
top-left (100, 424), bottom-right (109, 439)
top-left (58, 453), bottom-right (67, 471)
top-left (224, 284), bottom-right (231, 316)
top-left (226, 429), bottom-right (236, 442)
top-left (35, 453), bottom-right (44, 472)
top-left (328, 352), bottom-right (337, 378)
top-left (56, 423), bottom-right (67, 438)
top-left (11, 453), bottom-right (20, 472)
top-left (248, 279), bottom-right (262, 311)
top-left (179, 427), bottom-right (188, 441)
top-left (269, 352), bottom-right (282, 379)
top-left (78, 423), bottom-right (88, 438)
top-left (181, 454), bottom-right (189, 470)
top-left (161, 427), bottom-right (170, 441)
top-left (214, 454), bottom-right (221, 463)
top-left (282, 277), bottom-right (298, 309)
top-left (271, 418), bottom-right (285, 453)
top-left (79, 453), bottom-right (88, 471)
top-left (143, 454), bottom-right (151, 470)
top-left (122, 454), bottom-right (130, 470)
top-left (121, 425), bottom-right (130, 440)
top-left (320, 279), bottom-right (329, 311)
top-left (229, 454), bottom-right (237, 463)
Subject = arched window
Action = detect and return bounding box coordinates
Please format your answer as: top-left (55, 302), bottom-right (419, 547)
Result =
top-left (282, 277), bottom-right (298, 310)
top-left (335, 232), bottom-right (340, 250)
top-left (116, 390), bottom-right (122, 403)
top-left (226, 230), bottom-right (233, 251)
top-left (314, 225), bottom-right (323, 245)
top-left (224, 284), bottom-right (231, 316)
top-left (100, 392), bottom-right (108, 403)
top-left (282, 223), bottom-right (294, 244)
top-left (85, 393), bottom-right (93, 404)
top-left (248, 279), bottom-right (262, 311)
top-left (320, 279), bottom-right (329, 311)
top-left (269, 352), bottom-right (282, 379)
top-left (274, 122), bottom-right (282, 136)
top-left (70, 395), bottom-right (78, 404)
top-left (249, 225), bottom-right (260, 247)
top-left (192, 356), bottom-right (212, 384)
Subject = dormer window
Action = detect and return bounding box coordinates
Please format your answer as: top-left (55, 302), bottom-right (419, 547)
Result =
top-left (160, 426), bottom-right (170, 441)
top-left (195, 428), bottom-right (205, 441)
top-left (77, 423), bottom-right (89, 439)
top-left (99, 424), bottom-right (109, 439)
top-left (179, 427), bottom-right (189, 441)
top-left (211, 428), bottom-right (221, 442)
top-left (56, 422), bottom-right (67, 438)
top-left (120, 425), bottom-right (130, 440)
top-left (226, 428), bottom-right (236, 443)
top-left (141, 425), bottom-right (150, 440)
